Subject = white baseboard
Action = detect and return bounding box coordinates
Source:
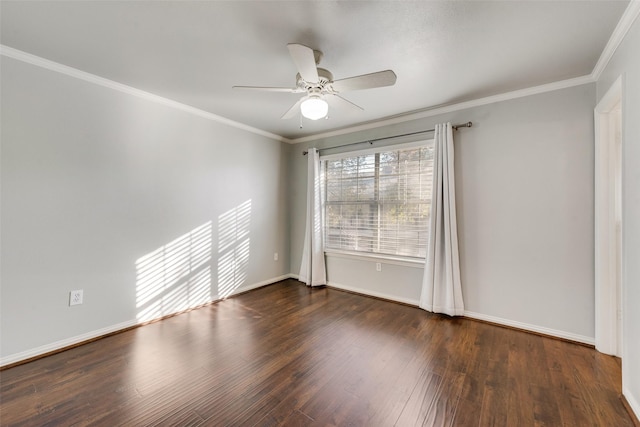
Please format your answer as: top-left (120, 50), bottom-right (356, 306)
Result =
top-left (227, 274), bottom-right (293, 296)
top-left (320, 279), bottom-right (595, 346)
top-left (0, 274), bottom-right (292, 368)
top-left (0, 319), bottom-right (138, 368)
top-left (463, 310), bottom-right (595, 345)
top-left (326, 281), bottom-right (421, 306)
top-left (8, 274), bottom-right (595, 368)
top-left (623, 387), bottom-right (640, 421)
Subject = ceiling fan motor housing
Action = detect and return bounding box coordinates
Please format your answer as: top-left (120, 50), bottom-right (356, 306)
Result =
top-left (296, 68), bottom-right (335, 93)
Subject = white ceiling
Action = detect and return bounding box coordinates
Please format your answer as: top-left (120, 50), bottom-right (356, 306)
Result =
top-left (0, 1), bottom-right (630, 140)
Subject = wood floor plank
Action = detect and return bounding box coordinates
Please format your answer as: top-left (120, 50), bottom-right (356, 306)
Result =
top-left (0, 279), bottom-right (634, 426)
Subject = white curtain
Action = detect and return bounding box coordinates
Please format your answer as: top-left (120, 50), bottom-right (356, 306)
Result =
top-left (299, 148), bottom-right (327, 287)
top-left (420, 123), bottom-right (465, 316)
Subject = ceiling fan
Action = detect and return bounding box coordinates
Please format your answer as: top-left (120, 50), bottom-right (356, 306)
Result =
top-left (233, 43), bottom-right (397, 121)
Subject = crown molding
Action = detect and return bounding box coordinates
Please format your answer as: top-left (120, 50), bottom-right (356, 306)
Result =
top-left (591, 0), bottom-right (640, 81)
top-left (4, 0), bottom-right (635, 148)
top-left (290, 74), bottom-right (594, 144)
top-left (0, 45), bottom-right (290, 143)
top-left (285, 1), bottom-right (639, 145)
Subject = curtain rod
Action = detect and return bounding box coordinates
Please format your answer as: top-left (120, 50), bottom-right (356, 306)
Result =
top-left (302, 121), bottom-right (472, 155)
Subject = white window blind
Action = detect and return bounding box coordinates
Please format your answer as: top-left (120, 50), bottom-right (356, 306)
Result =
top-left (323, 142), bottom-right (434, 259)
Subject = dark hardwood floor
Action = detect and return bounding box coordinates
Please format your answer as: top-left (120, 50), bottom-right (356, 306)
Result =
top-left (0, 279), bottom-right (633, 426)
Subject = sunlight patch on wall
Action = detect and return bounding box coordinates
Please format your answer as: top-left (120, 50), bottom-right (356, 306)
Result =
top-left (136, 222), bottom-right (212, 322)
top-left (218, 200), bottom-right (252, 298)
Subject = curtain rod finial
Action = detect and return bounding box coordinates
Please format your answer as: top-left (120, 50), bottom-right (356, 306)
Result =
top-left (453, 121), bottom-right (472, 130)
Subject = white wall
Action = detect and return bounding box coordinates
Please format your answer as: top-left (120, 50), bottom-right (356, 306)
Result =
top-left (289, 83), bottom-right (596, 343)
top-left (0, 56), bottom-right (290, 363)
top-left (596, 12), bottom-right (640, 418)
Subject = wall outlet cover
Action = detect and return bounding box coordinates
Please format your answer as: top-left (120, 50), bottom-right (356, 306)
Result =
top-left (69, 290), bottom-right (83, 306)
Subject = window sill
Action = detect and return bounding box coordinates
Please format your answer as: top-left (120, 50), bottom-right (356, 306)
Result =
top-left (324, 249), bottom-right (425, 268)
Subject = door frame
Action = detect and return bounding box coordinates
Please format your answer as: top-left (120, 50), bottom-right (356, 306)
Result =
top-left (594, 75), bottom-right (623, 357)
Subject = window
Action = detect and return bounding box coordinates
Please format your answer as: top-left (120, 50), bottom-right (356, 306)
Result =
top-left (323, 141), bottom-right (434, 259)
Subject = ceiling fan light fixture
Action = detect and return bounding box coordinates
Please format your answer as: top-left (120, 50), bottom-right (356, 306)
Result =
top-left (300, 96), bottom-right (328, 120)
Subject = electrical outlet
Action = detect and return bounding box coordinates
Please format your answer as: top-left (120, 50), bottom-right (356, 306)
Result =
top-left (274, 252), bottom-right (279, 261)
top-left (69, 290), bottom-right (83, 306)
top-left (376, 262), bottom-right (382, 272)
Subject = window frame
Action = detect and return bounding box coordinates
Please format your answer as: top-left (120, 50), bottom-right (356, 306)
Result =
top-left (320, 139), bottom-right (434, 263)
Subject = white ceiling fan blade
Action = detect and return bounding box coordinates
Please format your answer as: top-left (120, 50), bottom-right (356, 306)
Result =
top-left (331, 70), bottom-right (397, 92)
top-left (287, 43), bottom-right (319, 83)
top-left (232, 85), bottom-right (301, 93)
top-left (281, 98), bottom-right (304, 119)
top-left (326, 94), bottom-right (364, 112)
